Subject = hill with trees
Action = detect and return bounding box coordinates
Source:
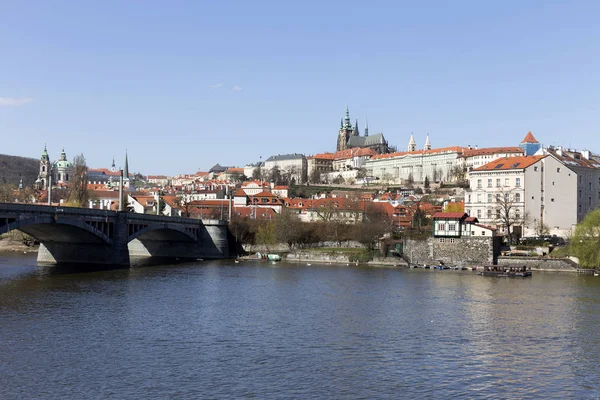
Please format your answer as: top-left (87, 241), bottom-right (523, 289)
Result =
top-left (0, 154), bottom-right (39, 187)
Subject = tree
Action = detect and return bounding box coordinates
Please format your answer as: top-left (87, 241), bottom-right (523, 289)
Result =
top-left (533, 219), bottom-right (550, 237)
top-left (0, 184), bottom-right (16, 202)
top-left (570, 209), bottom-right (600, 268)
top-left (252, 167), bottom-right (262, 180)
top-left (449, 164), bottom-right (467, 182)
top-left (268, 166), bottom-right (283, 186)
top-left (494, 189), bottom-right (528, 245)
top-left (309, 169), bottom-right (322, 184)
top-left (444, 202), bottom-right (464, 213)
top-left (66, 154), bottom-right (89, 207)
top-left (255, 220), bottom-right (276, 251)
top-left (424, 175), bottom-right (430, 189)
top-left (274, 210), bottom-right (302, 249)
top-left (332, 175), bottom-right (344, 184)
top-left (406, 172), bottom-right (414, 187)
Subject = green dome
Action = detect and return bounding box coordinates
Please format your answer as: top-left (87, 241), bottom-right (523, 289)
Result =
top-left (53, 160), bottom-right (72, 169)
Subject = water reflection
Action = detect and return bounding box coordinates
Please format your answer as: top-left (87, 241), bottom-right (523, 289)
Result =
top-left (1, 256), bottom-right (600, 399)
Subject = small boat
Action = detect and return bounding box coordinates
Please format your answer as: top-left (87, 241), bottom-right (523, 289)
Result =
top-left (234, 259), bottom-right (240, 264)
top-left (267, 254), bottom-right (281, 262)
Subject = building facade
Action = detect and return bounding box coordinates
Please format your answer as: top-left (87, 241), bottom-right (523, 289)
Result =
top-left (264, 153), bottom-right (307, 184)
top-left (465, 155), bottom-right (578, 238)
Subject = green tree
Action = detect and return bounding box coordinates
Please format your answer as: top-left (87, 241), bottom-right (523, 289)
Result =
top-left (255, 220), bottom-right (276, 251)
top-left (570, 209), bottom-right (600, 268)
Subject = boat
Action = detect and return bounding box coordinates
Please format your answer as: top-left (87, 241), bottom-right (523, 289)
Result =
top-left (480, 265), bottom-right (532, 278)
top-left (267, 254), bottom-right (281, 262)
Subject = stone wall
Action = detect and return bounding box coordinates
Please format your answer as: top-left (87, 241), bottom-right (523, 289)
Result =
top-left (404, 236), bottom-right (499, 267)
top-left (497, 257), bottom-right (579, 271)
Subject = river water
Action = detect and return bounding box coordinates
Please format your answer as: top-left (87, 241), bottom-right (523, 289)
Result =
top-left (1, 253), bottom-right (600, 399)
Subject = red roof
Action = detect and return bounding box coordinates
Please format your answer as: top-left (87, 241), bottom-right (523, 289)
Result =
top-left (474, 155), bottom-right (546, 171)
top-left (521, 131), bottom-right (539, 144)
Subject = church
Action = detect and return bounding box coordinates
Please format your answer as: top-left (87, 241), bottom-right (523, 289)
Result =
top-left (36, 145), bottom-right (73, 189)
top-left (336, 107), bottom-right (389, 154)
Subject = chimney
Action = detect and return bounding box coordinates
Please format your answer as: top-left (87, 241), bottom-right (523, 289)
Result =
top-left (475, 144), bottom-right (478, 150)
top-left (582, 150), bottom-right (590, 160)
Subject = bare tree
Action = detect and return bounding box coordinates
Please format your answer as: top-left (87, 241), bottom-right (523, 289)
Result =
top-left (494, 189), bottom-right (528, 244)
top-left (67, 154), bottom-right (89, 207)
top-left (309, 169), bottom-right (322, 184)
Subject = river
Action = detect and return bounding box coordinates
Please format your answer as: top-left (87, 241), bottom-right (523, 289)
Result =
top-left (1, 253), bottom-right (600, 399)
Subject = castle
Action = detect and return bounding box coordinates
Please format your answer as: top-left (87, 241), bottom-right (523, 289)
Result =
top-left (336, 107), bottom-right (389, 154)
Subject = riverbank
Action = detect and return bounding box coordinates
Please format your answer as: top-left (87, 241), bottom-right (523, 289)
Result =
top-left (0, 241), bottom-right (38, 253)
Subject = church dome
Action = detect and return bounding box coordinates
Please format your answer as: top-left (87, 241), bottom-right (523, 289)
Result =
top-left (53, 159), bottom-right (72, 169)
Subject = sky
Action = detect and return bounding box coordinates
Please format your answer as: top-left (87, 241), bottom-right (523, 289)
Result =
top-left (1, 0), bottom-right (599, 176)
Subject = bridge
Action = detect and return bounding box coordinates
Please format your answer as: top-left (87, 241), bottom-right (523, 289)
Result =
top-left (0, 203), bottom-right (230, 266)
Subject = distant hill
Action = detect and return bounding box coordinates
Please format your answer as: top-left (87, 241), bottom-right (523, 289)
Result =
top-left (0, 154), bottom-right (39, 187)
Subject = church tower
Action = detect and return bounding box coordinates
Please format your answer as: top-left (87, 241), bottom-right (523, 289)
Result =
top-left (424, 134), bottom-right (431, 150)
top-left (408, 134), bottom-right (417, 152)
top-left (38, 145), bottom-right (50, 189)
top-left (364, 119), bottom-right (369, 137)
top-left (337, 107), bottom-right (354, 151)
top-left (123, 150), bottom-right (130, 187)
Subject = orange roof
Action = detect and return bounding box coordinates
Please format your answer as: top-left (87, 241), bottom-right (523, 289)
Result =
top-left (251, 190), bottom-right (278, 198)
top-left (371, 146), bottom-right (467, 160)
top-left (474, 155), bottom-right (547, 171)
top-left (226, 168), bottom-right (244, 173)
top-left (308, 152), bottom-right (335, 160)
top-left (521, 131), bottom-right (539, 144)
top-left (233, 189), bottom-right (247, 197)
top-left (462, 147), bottom-right (523, 157)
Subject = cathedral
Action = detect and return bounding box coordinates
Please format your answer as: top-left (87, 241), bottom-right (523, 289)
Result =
top-left (336, 107), bottom-right (389, 154)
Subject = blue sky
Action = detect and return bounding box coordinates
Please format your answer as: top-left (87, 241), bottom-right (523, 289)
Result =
top-left (1, 0), bottom-right (599, 175)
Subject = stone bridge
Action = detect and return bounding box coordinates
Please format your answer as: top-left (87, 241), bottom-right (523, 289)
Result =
top-left (0, 203), bottom-right (230, 266)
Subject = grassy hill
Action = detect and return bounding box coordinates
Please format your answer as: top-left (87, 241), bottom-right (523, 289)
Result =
top-left (0, 154), bottom-right (39, 187)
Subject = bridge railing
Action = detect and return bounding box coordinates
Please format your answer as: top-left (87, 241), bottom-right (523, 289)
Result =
top-left (0, 202), bottom-right (227, 225)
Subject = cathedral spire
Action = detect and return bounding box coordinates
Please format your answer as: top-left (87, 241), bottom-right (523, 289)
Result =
top-left (424, 134), bottom-right (431, 150)
top-left (354, 119), bottom-right (360, 136)
top-left (41, 144), bottom-right (49, 161)
top-left (364, 119), bottom-right (369, 137)
top-left (344, 107), bottom-right (351, 128)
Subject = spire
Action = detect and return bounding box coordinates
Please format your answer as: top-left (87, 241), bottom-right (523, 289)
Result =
top-left (340, 118), bottom-right (343, 129)
top-left (364, 119), bottom-right (369, 137)
top-left (354, 119), bottom-right (360, 136)
top-left (41, 144), bottom-right (49, 161)
top-left (123, 150), bottom-right (129, 179)
top-left (408, 133), bottom-right (416, 152)
top-left (343, 107), bottom-right (351, 128)
top-left (425, 134), bottom-right (431, 150)
top-left (59, 145), bottom-right (67, 161)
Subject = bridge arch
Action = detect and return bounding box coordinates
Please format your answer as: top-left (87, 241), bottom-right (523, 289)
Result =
top-left (2, 215), bottom-right (112, 244)
top-left (127, 224), bottom-right (197, 243)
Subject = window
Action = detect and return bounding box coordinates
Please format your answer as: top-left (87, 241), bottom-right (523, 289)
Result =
top-left (450, 238), bottom-right (455, 244)
top-left (468, 194), bottom-right (471, 203)
top-left (496, 178), bottom-right (501, 187)
top-left (515, 193), bottom-right (521, 202)
top-left (534, 166), bottom-right (538, 171)
top-left (504, 193), bottom-right (510, 202)
top-left (589, 197), bottom-right (592, 206)
top-left (466, 209), bottom-right (470, 215)
top-left (438, 223), bottom-right (446, 230)
top-left (579, 190), bottom-right (582, 199)
top-left (487, 209), bottom-right (492, 219)
top-left (557, 167), bottom-right (561, 173)
top-left (551, 198), bottom-right (554, 202)
top-left (589, 182), bottom-right (592, 191)
top-left (579, 175), bottom-right (582, 183)
top-left (477, 179), bottom-right (482, 188)
top-left (487, 179), bottom-right (492, 188)
top-left (504, 178), bottom-right (509, 186)
top-left (579, 204), bottom-right (582, 213)
top-left (449, 224), bottom-right (456, 231)
top-left (477, 194), bottom-right (482, 203)
top-left (487, 193), bottom-right (492, 203)
top-left (496, 209), bottom-right (501, 219)
top-left (515, 211), bottom-right (520, 219)
top-left (516, 178), bottom-right (521, 187)
top-left (439, 238), bottom-right (445, 243)
top-left (477, 209), bottom-right (482, 218)
top-left (42, 166), bottom-right (45, 172)
top-left (481, 231), bottom-right (486, 235)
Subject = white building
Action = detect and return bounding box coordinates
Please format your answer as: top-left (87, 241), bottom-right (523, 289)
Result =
top-left (462, 146), bottom-right (523, 171)
top-left (264, 153), bottom-right (307, 184)
top-left (465, 155), bottom-right (577, 238)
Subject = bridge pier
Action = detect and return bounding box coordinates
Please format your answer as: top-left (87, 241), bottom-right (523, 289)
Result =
top-left (37, 242), bottom-right (130, 266)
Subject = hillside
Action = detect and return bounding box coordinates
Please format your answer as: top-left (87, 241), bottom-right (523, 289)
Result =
top-left (0, 154), bottom-right (39, 187)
